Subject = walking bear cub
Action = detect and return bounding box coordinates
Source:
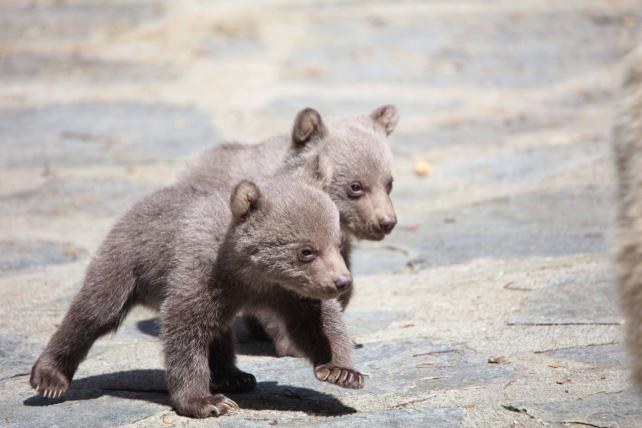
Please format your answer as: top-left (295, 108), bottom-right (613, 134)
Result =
top-left (30, 159), bottom-right (363, 418)
top-left (179, 106), bottom-right (399, 352)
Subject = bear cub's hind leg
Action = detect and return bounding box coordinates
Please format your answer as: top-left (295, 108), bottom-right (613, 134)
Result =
top-left (209, 327), bottom-right (256, 393)
top-left (31, 261), bottom-right (138, 399)
top-left (29, 356), bottom-right (70, 399)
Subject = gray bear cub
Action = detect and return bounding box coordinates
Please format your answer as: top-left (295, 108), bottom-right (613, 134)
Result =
top-left (30, 159), bottom-right (363, 418)
top-left (613, 47), bottom-right (642, 386)
top-left (179, 106), bottom-right (399, 354)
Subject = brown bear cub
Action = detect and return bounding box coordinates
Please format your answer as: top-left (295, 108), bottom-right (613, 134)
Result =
top-left (613, 47), bottom-right (642, 385)
top-left (179, 106), bottom-right (399, 353)
top-left (30, 161), bottom-right (363, 418)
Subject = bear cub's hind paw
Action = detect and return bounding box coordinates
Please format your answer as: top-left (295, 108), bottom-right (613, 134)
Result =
top-left (30, 359), bottom-right (70, 399)
top-left (211, 368), bottom-right (256, 393)
top-left (314, 364), bottom-right (364, 389)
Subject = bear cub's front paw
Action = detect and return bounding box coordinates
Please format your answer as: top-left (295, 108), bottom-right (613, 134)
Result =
top-left (314, 364), bottom-right (364, 389)
top-left (175, 394), bottom-right (239, 418)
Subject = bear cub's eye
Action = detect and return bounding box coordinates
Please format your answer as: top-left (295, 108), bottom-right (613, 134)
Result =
top-left (386, 179), bottom-right (393, 195)
top-left (298, 246), bottom-right (317, 263)
top-left (347, 181), bottom-right (365, 198)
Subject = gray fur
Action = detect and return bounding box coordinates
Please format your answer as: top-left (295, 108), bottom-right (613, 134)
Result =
top-left (178, 106), bottom-right (398, 352)
top-left (613, 47), bottom-right (642, 385)
top-left (178, 105), bottom-right (398, 244)
top-left (30, 164), bottom-right (363, 418)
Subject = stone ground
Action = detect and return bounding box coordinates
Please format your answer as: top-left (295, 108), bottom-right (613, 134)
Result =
top-left (1, 0), bottom-right (642, 427)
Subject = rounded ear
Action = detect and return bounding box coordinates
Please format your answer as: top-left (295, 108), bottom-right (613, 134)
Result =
top-left (370, 105), bottom-right (399, 136)
top-left (302, 154), bottom-right (333, 191)
top-left (230, 180), bottom-right (261, 220)
top-left (292, 107), bottom-right (328, 147)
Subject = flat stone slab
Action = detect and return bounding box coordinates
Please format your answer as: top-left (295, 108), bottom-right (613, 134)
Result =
top-left (281, 9), bottom-right (642, 87)
top-left (0, 52), bottom-right (176, 83)
top-left (0, 334), bottom-right (506, 427)
top-left (509, 269), bottom-right (621, 326)
top-left (0, 240), bottom-right (85, 276)
top-left (504, 390), bottom-right (642, 428)
top-left (351, 243), bottom-right (416, 276)
top-left (543, 343), bottom-right (629, 368)
top-left (0, 175), bottom-right (154, 217)
top-left (2, 378), bottom-right (167, 428)
top-left (232, 338), bottom-right (512, 398)
top-left (302, 407), bottom-right (465, 428)
top-left (0, 335), bottom-right (38, 380)
top-left (0, 102), bottom-right (218, 170)
top-left (122, 404), bottom-right (464, 428)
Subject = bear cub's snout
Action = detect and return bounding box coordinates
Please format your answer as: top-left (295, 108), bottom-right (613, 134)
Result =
top-left (333, 273), bottom-right (352, 292)
top-left (378, 215), bottom-right (397, 234)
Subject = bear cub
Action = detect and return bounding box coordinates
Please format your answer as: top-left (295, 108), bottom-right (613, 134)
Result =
top-left (30, 161), bottom-right (363, 418)
top-left (178, 106), bottom-right (400, 354)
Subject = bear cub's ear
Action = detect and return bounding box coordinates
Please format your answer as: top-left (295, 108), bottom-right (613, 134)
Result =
top-left (301, 154), bottom-right (333, 191)
top-left (231, 180), bottom-right (261, 220)
top-left (292, 107), bottom-right (328, 147)
top-left (370, 105), bottom-right (399, 136)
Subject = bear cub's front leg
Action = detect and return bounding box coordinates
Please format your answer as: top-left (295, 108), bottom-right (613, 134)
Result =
top-left (264, 295), bottom-right (365, 390)
top-left (163, 299), bottom-right (241, 418)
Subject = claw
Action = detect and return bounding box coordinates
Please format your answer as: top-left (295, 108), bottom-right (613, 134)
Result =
top-left (224, 398), bottom-right (239, 410)
top-left (316, 367), bottom-right (330, 381)
top-left (208, 405), bottom-right (222, 417)
top-left (346, 372), bottom-right (354, 384)
top-left (329, 368), bottom-right (341, 383)
top-left (315, 365), bottom-right (365, 389)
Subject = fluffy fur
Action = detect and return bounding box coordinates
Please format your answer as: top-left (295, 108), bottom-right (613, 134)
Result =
top-left (178, 106), bottom-right (398, 246)
top-left (30, 162), bottom-right (363, 418)
top-left (178, 106), bottom-right (399, 351)
top-left (613, 47), bottom-right (642, 385)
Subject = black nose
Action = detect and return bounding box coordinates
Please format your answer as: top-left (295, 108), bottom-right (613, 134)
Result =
top-left (379, 216), bottom-right (397, 233)
top-left (334, 274), bottom-right (352, 292)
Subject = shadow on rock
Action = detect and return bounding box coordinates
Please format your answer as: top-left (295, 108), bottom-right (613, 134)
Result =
top-left (23, 369), bottom-right (169, 408)
top-left (23, 370), bottom-right (355, 416)
top-left (136, 317), bottom-right (279, 357)
top-left (230, 381), bottom-right (356, 416)
top-left (136, 318), bottom-right (161, 336)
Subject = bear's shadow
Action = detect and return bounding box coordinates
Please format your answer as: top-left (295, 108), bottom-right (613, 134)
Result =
top-left (23, 369), bottom-right (356, 416)
top-left (136, 317), bottom-right (277, 356)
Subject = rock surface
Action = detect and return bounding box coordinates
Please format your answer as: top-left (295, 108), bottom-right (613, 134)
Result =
top-left (1, 0), bottom-right (642, 426)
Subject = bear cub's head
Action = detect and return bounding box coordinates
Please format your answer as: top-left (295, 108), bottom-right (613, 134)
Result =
top-left (287, 105), bottom-right (399, 241)
top-left (228, 157), bottom-right (351, 300)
